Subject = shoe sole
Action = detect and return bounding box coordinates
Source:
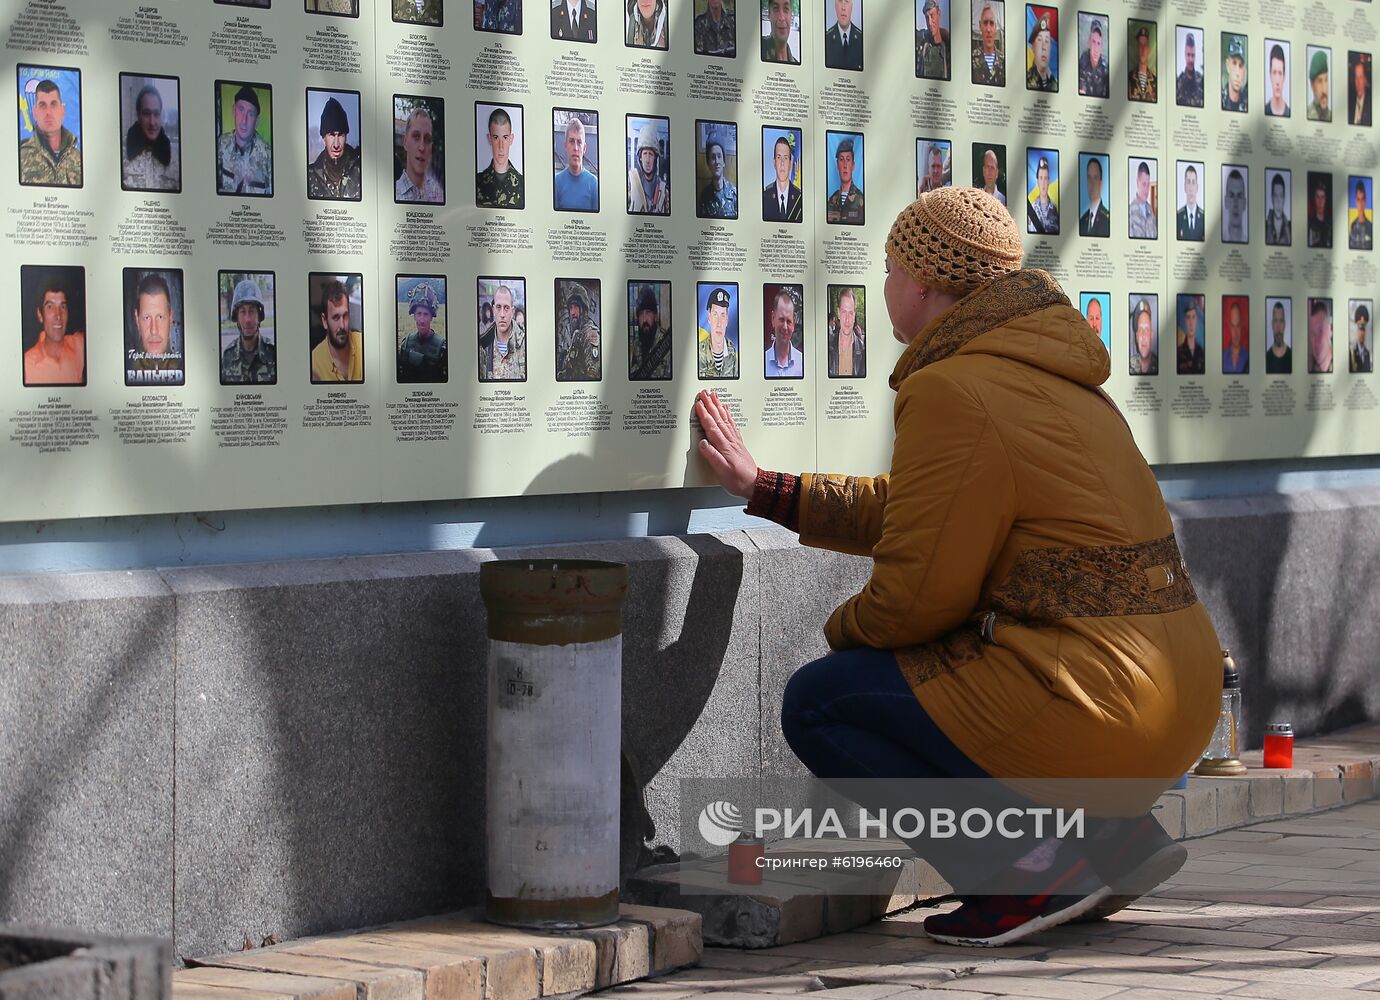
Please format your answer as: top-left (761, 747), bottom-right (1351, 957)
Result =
top-left (924, 885), bottom-right (1113, 948)
top-left (1073, 841), bottom-right (1189, 923)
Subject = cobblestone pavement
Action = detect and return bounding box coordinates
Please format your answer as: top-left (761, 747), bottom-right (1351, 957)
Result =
top-left (600, 801), bottom-right (1380, 1000)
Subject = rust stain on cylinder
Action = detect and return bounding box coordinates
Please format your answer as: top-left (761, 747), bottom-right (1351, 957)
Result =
top-left (481, 560), bottom-right (629, 645)
top-left (485, 889), bottom-right (620, 929)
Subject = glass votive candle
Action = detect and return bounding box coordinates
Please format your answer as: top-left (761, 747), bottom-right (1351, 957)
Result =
top-left (1263, 722), bottom-right (1294, 768)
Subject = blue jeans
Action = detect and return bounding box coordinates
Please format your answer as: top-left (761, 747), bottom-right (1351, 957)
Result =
top-left (780, 647), bottom-right (1042, 890)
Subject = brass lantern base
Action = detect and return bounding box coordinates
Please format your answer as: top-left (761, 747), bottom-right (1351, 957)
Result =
top-left (1194, 757), bottom-right (1248, 777)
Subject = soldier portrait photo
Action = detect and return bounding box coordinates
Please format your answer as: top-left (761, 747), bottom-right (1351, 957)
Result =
top-left (1265, 40), bottom-right (1291, 117)
top-left (17, 66), bottom-right (82, 188)
top-left (395, 0), bottom-right (443, 26)
top-left (553, 108), bottom-right (600, 212)
top-left (1349, 51), bottom-right (1372, 127)
top-left (119, 74), bottom-right (179, 193)
top-left (1024, 5), bottom-right (1057, 92)
top-left (915, 0), bottom-right (950, 80)
top-left (305, 0), bottom-right (360, 14)
top-left (1350, 299), bottom-right (1373, 373)
top-left (762, 126), bottom-right (804, 223)
top-left (971, 141), bottom-right (1007, 206)
top-left (477, 277), bottom-right (527, 382)
top-left (397, 275), bottom-right (448, 384)
top-left (1025, 148), bottom-right (1059, 236)
top-left (20, 264), bottom-right (86, 388)
top-left (1349, 175), bottom-right (1373, 250)
top-left (825, 131), bottom-right (865, 226)
top-left (124, 268), bottom-right (186, 387)
top-left (1078, 152), bottom-right (1110, 238)
top-left (1265, 168), bottom-right (1292, 247)
top-left (970, 1), bottom-right (1005, 87)
top-left (1127, 20), bottom-right (1157, 103)
top-left (475, 102), bottom-right (525, 210)
top-left (1221, 32), bottom-right (1248, 113)
top-left (1175, 26), bottom-right (1205, 108)
top-left (1265, 296), bottom-right (1293, 374)
top-left (215, 80), bottom-right (273, 196)
top-left (1221, 296), bottom-right (1250, 375)
top-left (555, 279), bottom-right (602, 382)
top-left (697, 283), bottom-right (740, 379)
top-left (761, 0), bottom-right (800, 64)
top-left (1175, 160), bottom-right (1205, 242)
top-left (627, 281), bottom-right (672, 381)
top-left (825, 0), bottom-right (863, 72)
top-left (626, 115), bottom-right (670, 215)
top-left (306, 88), bottom-right (362, 201)
top-left (394, 94), bottom-right (445, 204)
top-left (694, 0), bottom-right (735, 57)
top-left (1128, 156), bottom-right (1158, 240)
top-left (826, 284), bottom-right (865, 378)
top-left (1307, 45), bottom-right (1332, 122)
top-left (762, 283), bottom-right (804, 378)
top-left (1076, 13), bottom-right (1107, 98)
top-left (1175, 294), bottom-right (1206, 376)
top-left (916, 138), bottom-right (951, 197)
top-left (1307, 171), bottom-right (1333, 248)
top-left (552, 0), bottom-right (596, 42)
top-left (476, 0), bottom-right (522, 34)
top-left (309, 273), bottom-right (365, 384)
top-left (1079, 291), bottom-right (1111, 351)
top-left (217, 271), bottom-right (277, 386)
top-left (627, 0), bottom-right (669, 49)
top-left (1128, 294), bottom-right (1159, 377)
top-left (1221, 164), bottom-right (1249, 244)
top-left (696, 120), bottom-right (739, 220)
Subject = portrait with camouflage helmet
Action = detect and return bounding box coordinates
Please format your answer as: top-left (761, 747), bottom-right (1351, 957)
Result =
top-left (18, 66), bottom-right (83, 189)
top-left (216, 80), bottom-right (273, 196)
top-left (628, 281), bottom-right (672, 381)
top-left (394, 0), bottom-right (442, 26)
top-left (219, 271), bottom-right (277, 386)
top-left (627, 115), bottom-right (670, 215)
top-left (307, 89), bottom-right (362, 201)
top-left (397, 275), bottom-right (448, 384)
top-left (555, 278), bottom-right (602, 382)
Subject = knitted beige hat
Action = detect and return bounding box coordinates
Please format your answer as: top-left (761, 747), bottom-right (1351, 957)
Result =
top-left (885, 187), bottom-right (1023, 293)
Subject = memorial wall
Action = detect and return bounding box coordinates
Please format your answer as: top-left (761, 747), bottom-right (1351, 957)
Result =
top-left (1, 0), bottom-right (1377, 521)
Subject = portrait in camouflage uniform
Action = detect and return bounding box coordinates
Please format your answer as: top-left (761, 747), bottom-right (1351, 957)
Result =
top-left (218, 271), bottom-right (277, 386)
top-left (694, 0), bottom-right (735, 57)
top-left (915, 0), bottom-right (950, 80)
top-left (1075, 13), bottom-right (1108, 98)
top-left (307, 89), bottom-right (363, 202)
top-left (696, 120), bottom-right (739, 220)
top-left (1175, 26), bottom-right (1206, 108)
top-left (1221, 32), bottom-right (1249, 113)
top-left (476, 0), bottom-right (522, 33)
top-left (1127, 20), bottom-right (1158, 103)
top-left (697, 283), bottom-right (740, 380)
top-left (628, 281), bottom-right (673, 381)
top-left (120, 74), bottom-right (180, 193)
top-left (395, 0), bottom-right (443, 26)
top-left (1024, 5), bottom-right (1057, 92)
top-left (397, 275), bottom-right (448, 384)
top-left (825, 132), bottom-right (865, 226)
top-left (969, 1), bottom-right (1005, 87)
top-left (478, 277), bottom-right (527, 382)
top-left (555, 279), bottom-right (602, 382)
top-left (215, 80), bottom-right (273, 197)
top-left (475, 103), bottom-right (525, 210)
top-left (17, 66), bottom-right (82, 189)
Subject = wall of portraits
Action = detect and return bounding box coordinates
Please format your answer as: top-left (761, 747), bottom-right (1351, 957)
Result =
top-left (1, 0), bottom-right (1377, 520)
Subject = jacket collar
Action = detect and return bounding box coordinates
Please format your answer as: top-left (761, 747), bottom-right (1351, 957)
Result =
top-left (125, 123), bottom-right (172, 167)
top-left (889, 269), bottom-right (1069, 390)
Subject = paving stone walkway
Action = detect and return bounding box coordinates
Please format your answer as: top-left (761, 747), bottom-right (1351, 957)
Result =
top-left (599, 800), bottom-right (1380, 1000)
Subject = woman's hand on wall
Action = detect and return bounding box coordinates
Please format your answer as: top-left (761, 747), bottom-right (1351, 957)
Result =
top-left (693, 389), bottom-right (758, 499)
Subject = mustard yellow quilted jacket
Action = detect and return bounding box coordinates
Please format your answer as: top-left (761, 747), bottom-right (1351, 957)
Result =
top-left (800, 270), bottom-right (1221, 783)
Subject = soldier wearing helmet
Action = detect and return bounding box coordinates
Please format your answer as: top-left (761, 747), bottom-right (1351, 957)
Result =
top-left (397, 280), bottom-right (447, 383)
top-left (556, 281), bottom-right (601, 381)
top-left (628, 121), bottom-right (670, 214)
top-left (220, 276), bottom-right (277, 384)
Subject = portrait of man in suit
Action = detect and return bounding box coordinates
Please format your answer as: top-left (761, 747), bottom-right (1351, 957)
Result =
top-left (551, 0), bottom-right (597, 42)
top-left (1308, 172), bottom-right (1333, 248)
top-left (762, 129), bottom-right (803, 223)
top-left (825, 0), bottom-right (863, 70)
top-left (1176, 161), bottom-right (1205, 241)
top-left (1079, 152), bottom-right (1109, 237)
top-left (1350, 300), bottom-right (1373, 373)
top-left (1349, 51), bottom-right (1372, 126)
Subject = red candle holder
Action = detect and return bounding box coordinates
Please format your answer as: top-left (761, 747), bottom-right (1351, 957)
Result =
top-left (1263, 722), bottom-right (1294, 769)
